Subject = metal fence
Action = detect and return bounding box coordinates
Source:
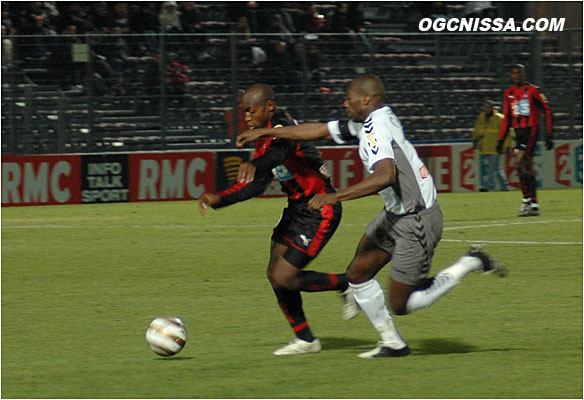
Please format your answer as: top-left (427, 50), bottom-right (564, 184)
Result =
top-left (1, 30), bottom-right (582, 155)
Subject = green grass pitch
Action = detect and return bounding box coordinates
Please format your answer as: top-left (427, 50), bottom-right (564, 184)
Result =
top-left (2, 189), bottom-right (582, 398)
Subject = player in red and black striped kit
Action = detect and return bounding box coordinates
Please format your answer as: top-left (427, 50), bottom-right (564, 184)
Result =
top-left (198, 83), bottom-right (358, 355)
top-left (497, 64), bottom-right (553, 217)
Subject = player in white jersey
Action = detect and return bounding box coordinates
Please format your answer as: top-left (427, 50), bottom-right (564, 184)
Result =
top-left (237, 76), bottom-right (506, 357)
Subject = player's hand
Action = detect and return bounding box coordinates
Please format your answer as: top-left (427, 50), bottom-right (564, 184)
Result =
top-left (308, 193), bottom-right (339, 211)
top-left (236, 128), bottom-right (268, 148)
top-left (198, 192), bottom-right (220, 216)
top-left (546, 135), bottom-right (554, 150)
top-left (237, 162), bottom-right (256, 183)
top-left (496, 140), bottom-right (504, 154)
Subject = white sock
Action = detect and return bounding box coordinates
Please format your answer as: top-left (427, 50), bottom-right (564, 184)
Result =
top-left (350, 279), bottom-right (407, 348)
top-left (405, 255), bottom-right (483, 314)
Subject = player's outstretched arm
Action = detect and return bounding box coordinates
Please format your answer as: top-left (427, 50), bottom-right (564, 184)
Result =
top-left (308, 159), bottom-right (395, 211)
top-left (236, 123), bottom-right (331, 148)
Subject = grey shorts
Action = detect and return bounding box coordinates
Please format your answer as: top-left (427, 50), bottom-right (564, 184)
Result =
top-left (365, 203), bottom-right (443, 286)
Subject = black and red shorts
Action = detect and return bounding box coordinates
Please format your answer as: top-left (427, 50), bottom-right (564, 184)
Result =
top-left (272, 201), bottom-right (342, 268)
top-left (514, 126), bottom-right (539, 155)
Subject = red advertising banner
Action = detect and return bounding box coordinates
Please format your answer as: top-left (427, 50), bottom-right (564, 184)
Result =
top-left (128, 152), bottom-right (215, 202)
top-left (2, 155), bottom-right (81, 206)
top-left (318, 147), bottom-right (365, 190)
top-left (555, 143), bottom-right (573, 187)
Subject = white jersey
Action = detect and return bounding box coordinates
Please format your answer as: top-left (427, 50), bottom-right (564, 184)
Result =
top-left (327, 105), bottom-right (436, 215)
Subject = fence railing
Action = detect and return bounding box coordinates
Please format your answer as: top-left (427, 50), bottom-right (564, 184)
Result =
top-left (1, 30), bottom-right (582, 155)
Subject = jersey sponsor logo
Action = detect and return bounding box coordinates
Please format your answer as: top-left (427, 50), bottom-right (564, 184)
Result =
top-left (518, 99), bottom-right (530, 116)
top-left (272, 165), bottom-right (293, 181)
top-left (419, 164), bottom-right (430, 179)
top-left (299, 234), bottom-right (312, 247)
top-left (366, 132), bottom-right (379, 155)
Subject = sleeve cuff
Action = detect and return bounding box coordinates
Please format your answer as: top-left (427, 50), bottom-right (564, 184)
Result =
top-left (327, 120), bottom-right (345, 144)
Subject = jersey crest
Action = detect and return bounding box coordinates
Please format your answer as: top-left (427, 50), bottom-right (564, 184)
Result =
top-left (366, 132), bottom-right (379, 155)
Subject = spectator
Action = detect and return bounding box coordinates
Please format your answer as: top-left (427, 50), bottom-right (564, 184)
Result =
top-left (129, 3), bottom-right (159, 54)
top-left (472, 100), bottom-right (511, 192)
top-left (49, 24), bottom-right (83, 89)
top-left (111, 2), bottom-right (130, 33)
top-left (180, 2), bottom-right (204, 34)
top-left (166, 60), bottom-right (190, 107)
top-left (2, 3), bottom-right (15, 33)
top-left (159, 1), bottom-right (182, 33)
top-left (263, 12), bottom-right (294, 45)
top-left (464, 1), bottom-right (496, 18)
top-left (291, 41), bottom-right (325, 91)
top-left (129, 3), bottom-right (159, 34)
top-left (91, 2), bottom-right (114, 33)
top-left (14, 2), bottom-right (57, 59)
top-left (56, 2), bottom-right (89, 34)
top-left (264, 40), bottom-right (299, 93)
top-left (330, 3), bottom-right (371, 53)
top-left (1, 25), bottom-right (13, 76)
top-left (306, 3), bottom-right (326, 33)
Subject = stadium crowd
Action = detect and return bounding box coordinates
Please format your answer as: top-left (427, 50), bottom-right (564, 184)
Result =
top-left (2, 1), bottom-right (380, 92)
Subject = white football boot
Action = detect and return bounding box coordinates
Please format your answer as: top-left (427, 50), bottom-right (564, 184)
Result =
top-left (518, 201), bottom-right (531, 217)
top-left (273, 338), bottom-right (321, 356)
top-left (340, 287), bottom-right (361, 320)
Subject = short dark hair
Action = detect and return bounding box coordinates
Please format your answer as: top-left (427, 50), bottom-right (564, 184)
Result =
top-left (512, 63), bottom-right (526, 71)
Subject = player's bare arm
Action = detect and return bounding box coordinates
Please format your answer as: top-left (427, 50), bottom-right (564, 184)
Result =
top-left (236, 123), bottom-right (331, 148)
top-left (308, 159), bottom-right (395, 211)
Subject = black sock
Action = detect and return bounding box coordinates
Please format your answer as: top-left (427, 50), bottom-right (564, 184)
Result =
top-left (519, 173), bottom-right (530, 200)
top-left (297, 271), bottom-right (349, 292)
top-left (528, 175), bottom-right (538, 202)
top-left (273, 287), bottom-right (314, 342)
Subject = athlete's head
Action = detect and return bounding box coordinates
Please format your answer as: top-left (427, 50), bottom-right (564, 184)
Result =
top-left (483, 100), bottom-right (495, 116)
top-left (242, 83), bottom-right (276, 129)
top-left (344, 76), bottom-right (386, 122)
top-left (511, 64), bottom-right (526, 86)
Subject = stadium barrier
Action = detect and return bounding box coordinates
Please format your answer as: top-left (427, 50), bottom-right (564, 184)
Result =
top-left (2, 30), bottom-right (582, 155)
top-left (2, 140), bottom-right (581, 207)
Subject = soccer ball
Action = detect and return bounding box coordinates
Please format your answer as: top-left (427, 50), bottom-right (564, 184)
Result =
top-left (145, 316), bottom-right (187, 357)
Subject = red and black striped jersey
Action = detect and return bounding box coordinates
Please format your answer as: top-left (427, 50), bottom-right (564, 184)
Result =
top-left (214, 110), bottom-right (333, 209)
top-left (500, 83), bottom-right (552, 140)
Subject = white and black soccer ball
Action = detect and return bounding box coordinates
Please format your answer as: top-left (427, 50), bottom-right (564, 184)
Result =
top-left (145, 316), bottom-right (187, 357)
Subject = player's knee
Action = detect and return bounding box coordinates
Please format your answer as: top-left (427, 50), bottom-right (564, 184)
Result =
top-left (345, 267), bottom-right (364, 284)
top-left (346, 264), bottom-right (374, 284)
top-left (269, 269), bottom-right (298, 290)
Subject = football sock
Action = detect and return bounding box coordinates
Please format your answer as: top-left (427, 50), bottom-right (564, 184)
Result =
top-left (350, 279), bottom-right (407, 348)
top-left (405, 255), bottom-right (483, 314)
top-left (519, 174), bottom-right (530, 199)
top-left (273, 287), bottom-right (314, 342)
top-left (298, 271), bottom-right (349, 292)
top-left (528, 174), bottom-right (538, 201)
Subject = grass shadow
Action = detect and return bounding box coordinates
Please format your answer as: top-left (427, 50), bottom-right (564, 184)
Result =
top-left (319, 336), bottom-right (377, 350)
top-left (411, 338), bottom-right (520, 356)
top-left (153, 356), bottom-right (195, 361)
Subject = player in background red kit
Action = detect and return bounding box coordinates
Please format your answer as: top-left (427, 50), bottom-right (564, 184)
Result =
top-left (198, 83), bottom-right (358, 356)
top-left (498, 64), bottom-right (553, 217)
